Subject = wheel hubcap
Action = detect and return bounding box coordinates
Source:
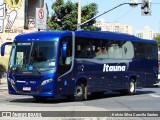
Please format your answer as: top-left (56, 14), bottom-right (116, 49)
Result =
top-left (75, 86), bottom-right (82, 97)
top-left (130, 82), bottom-right (134, 93)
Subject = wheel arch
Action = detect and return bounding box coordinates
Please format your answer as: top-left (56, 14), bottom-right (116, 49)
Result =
top-left (128, 75), bottom-right (137, 83)
top-left (75, 77), bottom-right (88, 86)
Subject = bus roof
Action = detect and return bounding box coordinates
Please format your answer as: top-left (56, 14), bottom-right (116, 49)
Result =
top-left (14, 30), bottom-right (157, 44)
top-left (75, 31), bottom-right (157, 43)
top-left (15, 31), bottom-right (72, 42)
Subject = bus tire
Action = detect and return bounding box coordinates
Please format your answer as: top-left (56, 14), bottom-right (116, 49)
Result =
top-left (33, 96), bottom-right (47, 102)
top-left (74, 83), bottom-right (85, 101)
top-left (127, 79), bottom-right (136, 95)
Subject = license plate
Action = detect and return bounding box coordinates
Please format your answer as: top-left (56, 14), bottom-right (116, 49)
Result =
top-left (23, 87), bottom-right (31, 91)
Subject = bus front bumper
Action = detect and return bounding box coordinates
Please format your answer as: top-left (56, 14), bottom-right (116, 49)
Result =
top-left (8, 78), bottom-right (55, 97)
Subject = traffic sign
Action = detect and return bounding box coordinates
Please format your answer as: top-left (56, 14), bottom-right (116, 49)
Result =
top-left (36, 7), bottom-right (47, 30)
top-left (38, 9), bottom-right (44, 20)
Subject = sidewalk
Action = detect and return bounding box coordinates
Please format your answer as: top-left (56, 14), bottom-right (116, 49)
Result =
top-left (0, 77), bottom-right (8, 91)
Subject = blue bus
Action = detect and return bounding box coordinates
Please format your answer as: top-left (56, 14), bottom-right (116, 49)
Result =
top-left (1, 31), bottom-right (159, 101)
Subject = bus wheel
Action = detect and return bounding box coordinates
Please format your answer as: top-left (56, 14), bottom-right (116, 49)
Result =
top-left (33, 96), bottom-right (47, 102)
top-left (74, 83), bottom-right (85, 101)
top-left (127, 79), bottom-right (136, 95)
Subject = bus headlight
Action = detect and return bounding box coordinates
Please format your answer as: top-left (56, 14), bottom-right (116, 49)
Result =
top-left (8, 78), bottom-right (15, 85)
top-left (41, 78), bottom-right (53, 86)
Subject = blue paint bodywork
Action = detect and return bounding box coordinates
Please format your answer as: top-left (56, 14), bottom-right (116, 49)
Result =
top-left (3, 30), bottom-right (158, 97)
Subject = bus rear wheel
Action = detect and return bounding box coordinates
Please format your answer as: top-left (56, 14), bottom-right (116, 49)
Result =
top-left (127, 79), bottom-right (136, 95)
top-left (120, 79), bottom-right (136, 95)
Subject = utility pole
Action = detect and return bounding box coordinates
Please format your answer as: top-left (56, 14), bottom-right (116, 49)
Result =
top-left (77, 0), bottom-right (81, 30)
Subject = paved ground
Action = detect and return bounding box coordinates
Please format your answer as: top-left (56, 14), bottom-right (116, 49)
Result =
top-left (0, 77), bottom-right (8, 95)
top-left (1, 77), bottom-right (160, 120)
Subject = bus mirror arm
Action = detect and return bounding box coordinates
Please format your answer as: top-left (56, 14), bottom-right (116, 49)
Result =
top-left (62, 42), bottom-right (68, 57)
top-left (1, 42), bottom-right (12, 56)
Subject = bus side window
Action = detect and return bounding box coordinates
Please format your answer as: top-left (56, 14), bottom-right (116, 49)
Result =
top-left (75, 37), bottom-right (92, 58)
top-left (108, 41), bottom-right (123, 59)
top-left (122, 41), bottom-right (134, 59)
top-left (146, 43), bottom-right (158, 60)
top-left (92, 39), bottom-right (109, 59)
top-left (75, 45), bottom-right (82, 58)
top-left (134, 42), bottom-right (145, 59)
top-left (146, 44), bottom-right (152, 59)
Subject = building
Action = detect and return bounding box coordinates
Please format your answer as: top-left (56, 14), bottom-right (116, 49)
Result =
top-left (95, 20), bottom-right (133, 34)
top-left (135, 26), bottom-right (154, 39)
top-left (0, 0), bottom-right (47, 55)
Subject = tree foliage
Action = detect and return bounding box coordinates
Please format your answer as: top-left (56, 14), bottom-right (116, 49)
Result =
top-left (48, 0), bottom-right (99, 31)
top-left (154, 35), bottom-right (160, 45)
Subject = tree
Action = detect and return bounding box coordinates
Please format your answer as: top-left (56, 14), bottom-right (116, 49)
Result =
top-left (154, 35), bottom-right (160, 45)
top-left (48, 0), bottom-right (99, 31)
top-left (154, 35), bottom-right (160, 50)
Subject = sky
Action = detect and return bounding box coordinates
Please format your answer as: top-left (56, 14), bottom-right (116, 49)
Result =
top-left (45, 0), bottom-right (160, 34)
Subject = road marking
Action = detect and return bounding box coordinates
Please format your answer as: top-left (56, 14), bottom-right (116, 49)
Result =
top-left (149, 94), bottom-right (160, 98)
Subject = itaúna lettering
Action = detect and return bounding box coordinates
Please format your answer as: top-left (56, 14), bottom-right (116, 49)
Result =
top-left (103, 64), bottom-right (126, 72)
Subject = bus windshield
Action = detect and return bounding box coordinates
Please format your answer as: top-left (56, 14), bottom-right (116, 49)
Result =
top-left (9, 41), bottom-right (57, 73)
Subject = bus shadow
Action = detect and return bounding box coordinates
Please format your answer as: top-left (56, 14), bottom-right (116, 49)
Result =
top-left (9, 96), bottom-right (71, 104)
top-left (136, 90), bottom-right (155, 95)
top-left (9, 90), bottom-right (155, 104)
top-left (87, 90), bottom-right (155, 101)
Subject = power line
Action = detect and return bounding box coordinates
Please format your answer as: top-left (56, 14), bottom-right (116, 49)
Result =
top-left (77, 2), bottom-right (141, 29)
top-left (111, 7), bottom-right (137, 23)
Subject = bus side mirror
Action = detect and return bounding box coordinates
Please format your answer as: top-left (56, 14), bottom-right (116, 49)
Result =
top-left (1, 42), bottom-right (12, 56)
top-left (62, 42), bottom-right (68, 57)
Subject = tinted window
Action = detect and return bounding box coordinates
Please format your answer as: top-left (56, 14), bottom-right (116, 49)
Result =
top-left (133, 42), bottom-right (146, 59)
top-left (108, 41), bottom-right (123, 59)
top-left (152, 44), bottom-right (158, 59)
top-left (75, 37), bottom-right (92, 58)
top-left (146, 44), bottom-right (153, 59)
top-left (75, 37), bottom-right (157, 60)
top-left (75, 37), bottom-right (135, 59)
top-left (133, 42), bottom-right (157, 60)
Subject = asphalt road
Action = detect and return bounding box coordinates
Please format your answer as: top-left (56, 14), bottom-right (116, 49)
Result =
top-left (1, 77), bottom-right (160, 120)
